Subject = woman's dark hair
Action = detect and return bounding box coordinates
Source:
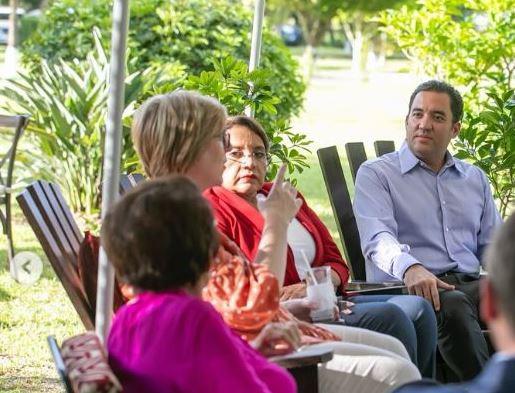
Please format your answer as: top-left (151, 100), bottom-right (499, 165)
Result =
top-left (224, 115), bottom-right (270, 152)
top-left (101, 176), bottom-right (219, 291)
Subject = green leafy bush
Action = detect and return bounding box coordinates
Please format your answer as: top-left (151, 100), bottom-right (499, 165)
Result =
top-left (2, 51), bottom-right (308, 217)
top-left (379, 0), bottom-right (514, 110)
top-left (454, 89), bottom-right (515, 217)
top-left (21, 0), bottom-right (305, 122)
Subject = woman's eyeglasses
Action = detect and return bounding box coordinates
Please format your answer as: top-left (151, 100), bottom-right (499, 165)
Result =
top-left (225, 149), bottom-right (271, 165)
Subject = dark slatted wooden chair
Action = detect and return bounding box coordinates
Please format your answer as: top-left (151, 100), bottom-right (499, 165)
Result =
top-left (16, 180), bottom-right (94, 330)
top-left (317, 145), bottom-right (404, 293)
top-left (374, 140), bottom-right (396, 157)
top-left (0, 114), bottom-right (29, 263)
top-left (344, 142), bottom-right (367, 183)
top-left (346, 140), bottom-right (396, 184)
top-left (118, 173), bottom-right (145, 194)
top-left (317, 145), bottom-right (367, 281)
top-left (47, 335), bottom-right (73, 393)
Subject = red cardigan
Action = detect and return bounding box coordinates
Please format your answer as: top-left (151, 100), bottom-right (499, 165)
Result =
top-left (203, 184), bottom-right (349, 293)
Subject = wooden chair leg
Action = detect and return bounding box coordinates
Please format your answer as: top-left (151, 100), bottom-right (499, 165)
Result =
top-left (288, 365), bottom-right (319, 393)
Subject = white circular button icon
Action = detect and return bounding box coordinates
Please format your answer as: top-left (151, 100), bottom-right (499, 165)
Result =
top-left (10, 251), bottom-right (43, 285)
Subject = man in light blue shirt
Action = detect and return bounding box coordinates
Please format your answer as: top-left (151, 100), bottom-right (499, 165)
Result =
top-left (354, 80), bottom-right (502, 381)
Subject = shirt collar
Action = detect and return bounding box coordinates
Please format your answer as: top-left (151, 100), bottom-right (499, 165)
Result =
top-left (399, 141), bottom-right (465, 176)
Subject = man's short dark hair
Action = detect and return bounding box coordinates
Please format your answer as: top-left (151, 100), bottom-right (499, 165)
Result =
top-left (101, 176), bottom-right (219, 291)
top-left (408, 80), bottom-right (464, 123)
top-left (485, 213), bottom-right (515, 331)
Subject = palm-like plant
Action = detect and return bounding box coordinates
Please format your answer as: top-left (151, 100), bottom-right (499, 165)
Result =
top-left (1, 30), bottom-right (143, 217)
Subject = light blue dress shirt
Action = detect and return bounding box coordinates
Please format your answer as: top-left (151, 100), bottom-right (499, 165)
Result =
top-left (353, 142), bottom-right (502, 282)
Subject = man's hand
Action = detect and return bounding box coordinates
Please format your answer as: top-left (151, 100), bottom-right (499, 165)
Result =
top-left (403, 264), bottom-right (455, 311)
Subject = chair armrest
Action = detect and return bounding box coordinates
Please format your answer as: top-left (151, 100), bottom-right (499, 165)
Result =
top-left (269, 346), bottom-right (333, 369)
top-left (345, 281), bottom-right (406, 296)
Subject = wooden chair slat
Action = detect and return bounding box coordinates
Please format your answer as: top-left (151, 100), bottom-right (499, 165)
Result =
top-left (317, 146), bottom-right (366, 281)
top-left (374, 140), bottom-right (396, 157)
top-left (119, 175), bottom-right (133, 195)
top-left (27, 182), bottom-right (80, 267)
top-left (49, 183), bottom-right (83, 243)
top-left (0, 114), bottom-right (28, 128)
top-left (46, 182), bottom-right (83, 253)
top-left (345, 142), bottom-right (367, 183)
top-left (17, 186), bottom-right (94, 329)
top-left (119, 173), bottom-right (145, 194)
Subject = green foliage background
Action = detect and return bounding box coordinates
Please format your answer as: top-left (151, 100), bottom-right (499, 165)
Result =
top-left (1, 0), bottom-right (309, 218)
top-left (21, 0), bottom-right (305, 124)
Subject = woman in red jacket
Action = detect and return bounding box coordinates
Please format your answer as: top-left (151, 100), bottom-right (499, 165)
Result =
top-left (204, 115), bottom-right (437, 379)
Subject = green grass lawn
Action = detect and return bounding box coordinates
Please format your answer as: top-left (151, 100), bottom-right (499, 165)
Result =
top-left (0, 209), bottom-right (83, 392)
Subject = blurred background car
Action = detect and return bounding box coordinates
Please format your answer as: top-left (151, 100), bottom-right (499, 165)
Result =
top-left (279, 24), bottom-right (303, 46)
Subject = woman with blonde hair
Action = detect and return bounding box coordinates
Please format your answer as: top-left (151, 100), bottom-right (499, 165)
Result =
top-left (129, 90), bottom-right (421, 393)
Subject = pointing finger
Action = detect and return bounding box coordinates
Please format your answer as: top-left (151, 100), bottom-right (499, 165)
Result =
top-left (269, 164), bottom-right (286, 194)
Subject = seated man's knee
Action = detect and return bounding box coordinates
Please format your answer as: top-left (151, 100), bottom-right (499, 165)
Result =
top-left (438, 290), bottom-right (475, 322)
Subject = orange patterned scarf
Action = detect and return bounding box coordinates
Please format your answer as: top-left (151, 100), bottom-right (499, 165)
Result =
top-left (203, 234), bottom-right (339, 344)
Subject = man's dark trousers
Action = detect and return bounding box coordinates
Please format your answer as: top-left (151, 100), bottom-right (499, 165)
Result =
top-left (437, 272), bottom-right (490, 381)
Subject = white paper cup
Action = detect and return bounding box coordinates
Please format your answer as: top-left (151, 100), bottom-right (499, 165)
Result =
top-left (306, 266), bottom-right (337, 321)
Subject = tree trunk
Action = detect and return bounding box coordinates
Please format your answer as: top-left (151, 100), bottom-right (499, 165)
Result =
top-left (8, 0), bottom-right (17, 48)
top-left (351, 17), bottom-right (363, 75)
top-left (5, 0), bottom-right (19, 76)
top-left (377, 31), bottom-right (387, 68)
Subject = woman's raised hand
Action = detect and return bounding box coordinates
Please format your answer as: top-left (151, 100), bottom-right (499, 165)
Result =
top-left (257, 164), bottom-right (302, 227)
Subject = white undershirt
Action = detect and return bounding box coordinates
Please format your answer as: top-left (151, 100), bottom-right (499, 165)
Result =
top-left (287, 218), bottom-right (316, 280)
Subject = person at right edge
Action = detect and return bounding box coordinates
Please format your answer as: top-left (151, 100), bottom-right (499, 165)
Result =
top-left (353, 80), bottom-right (502, 381)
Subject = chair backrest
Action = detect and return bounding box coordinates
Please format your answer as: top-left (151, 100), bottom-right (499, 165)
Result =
top-left (374, 140), bottom-right (396, 157)
top-left (17, 181), bottom-right (94, 329)
top-left (47, 335), bottom-right (73, 393)
top-left (0, 114), bottom-right (29, 190)
top-left (119, 173), bottom-right (145, 194)
top-left (344, 142), bottom-right (367, 183)
top-left (317, 146), bottom-right (366, 281)
top-left (0, 114), bottom-right (29, 260)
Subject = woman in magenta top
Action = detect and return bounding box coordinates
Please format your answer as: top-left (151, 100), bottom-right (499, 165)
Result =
top-left (103, 177), bottom-right (298, 393)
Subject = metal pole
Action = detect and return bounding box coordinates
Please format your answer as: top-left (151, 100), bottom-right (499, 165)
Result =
top-left (95, 0), bottom-right (130, 343)
top-left (245, 0), bottom-right (265, 116)
top-left (248, 0), bottom-right (265, 72)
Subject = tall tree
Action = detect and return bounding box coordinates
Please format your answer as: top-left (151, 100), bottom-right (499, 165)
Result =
top-left (7, 0), bottom-right (17, 48)
top-left (268, 0), bottom-right (341, 76)
top-left (337, 0), bottom-right (408, 75)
